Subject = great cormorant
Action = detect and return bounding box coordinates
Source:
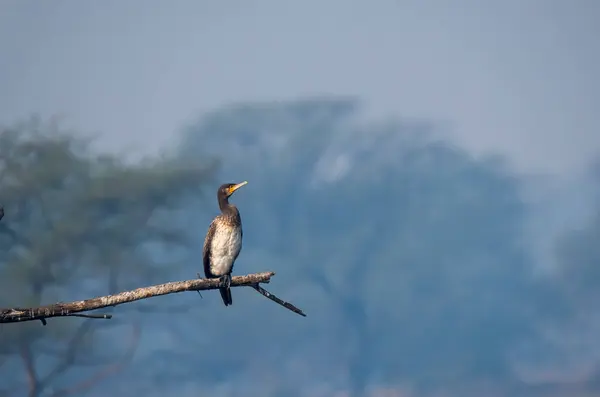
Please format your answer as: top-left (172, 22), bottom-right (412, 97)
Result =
top-left (202, 181), bottom-right (247, 306)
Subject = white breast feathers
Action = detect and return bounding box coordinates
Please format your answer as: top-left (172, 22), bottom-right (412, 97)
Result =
top-left (209, 224), bottom-right (242, 276)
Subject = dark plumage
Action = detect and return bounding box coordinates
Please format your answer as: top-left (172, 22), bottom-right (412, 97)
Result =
top-left (202, 181), bottom-right (247, 306)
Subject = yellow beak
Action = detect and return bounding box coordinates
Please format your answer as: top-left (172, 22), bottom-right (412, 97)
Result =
top-left (228, 181), bottom-right (248, 194)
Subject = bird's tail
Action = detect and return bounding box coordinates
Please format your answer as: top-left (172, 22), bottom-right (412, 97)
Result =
top-left (219, 287), bottom-right (232, 306)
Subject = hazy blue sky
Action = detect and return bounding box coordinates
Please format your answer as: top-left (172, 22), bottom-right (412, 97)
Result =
top-left (0, 0), bottom-right (598, 176)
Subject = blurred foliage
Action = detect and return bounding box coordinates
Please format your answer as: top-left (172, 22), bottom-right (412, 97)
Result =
top-left (553, 166), bottom-right (600, 313)
top-left (506, 167), bottom-right (600, 394)
top-left (555, 211), bottom-right (600, 302)
top-left (0, 116), bottom-right (216, 397)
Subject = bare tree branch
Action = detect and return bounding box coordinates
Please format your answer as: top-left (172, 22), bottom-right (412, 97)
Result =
top-left (0, 271), bottom-right (306, 324)
top-left (251, 284), bottom-right (306, 317)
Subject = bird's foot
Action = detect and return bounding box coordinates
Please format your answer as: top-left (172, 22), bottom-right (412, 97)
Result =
top-left (219, 274), bottom-right (231, 289)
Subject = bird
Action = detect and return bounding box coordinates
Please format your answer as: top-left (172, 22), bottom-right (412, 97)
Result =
top-left (202, 181), bottom-right (247, 306)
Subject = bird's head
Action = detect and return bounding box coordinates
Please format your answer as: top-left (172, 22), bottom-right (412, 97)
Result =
top-left (219, 181), bottom-right (248, 199)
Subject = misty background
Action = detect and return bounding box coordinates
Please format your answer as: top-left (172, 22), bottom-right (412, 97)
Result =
top-left (0, 1), bottom-right (599, 396)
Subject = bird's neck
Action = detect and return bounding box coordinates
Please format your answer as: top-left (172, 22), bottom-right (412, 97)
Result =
top-left (218, 196), bottom-right (238, 216)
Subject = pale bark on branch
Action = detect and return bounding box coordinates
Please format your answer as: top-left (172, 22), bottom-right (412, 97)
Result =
top-left (0, 271), bottom-right (306, 325)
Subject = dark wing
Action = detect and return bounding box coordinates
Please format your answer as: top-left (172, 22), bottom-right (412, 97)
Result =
top-left (232, 226), bottom-right (243, 262)
top-left (202, 219), bottom-right (217, 278)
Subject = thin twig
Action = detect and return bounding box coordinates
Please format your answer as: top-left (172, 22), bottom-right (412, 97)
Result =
top-left (250, 284), bottom-right (307, 317)
top-left (196, 272), bottom-right (204, 299)
top-left (65, 313), bottom-right (112, 320)
top-left (0, 271), bottom-right (305, 324)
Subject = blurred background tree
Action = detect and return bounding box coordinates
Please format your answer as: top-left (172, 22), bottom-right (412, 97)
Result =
top-left (169, 97), bottom-right (556, 397)
top-left (0, 116), bottom-right (216, 397)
